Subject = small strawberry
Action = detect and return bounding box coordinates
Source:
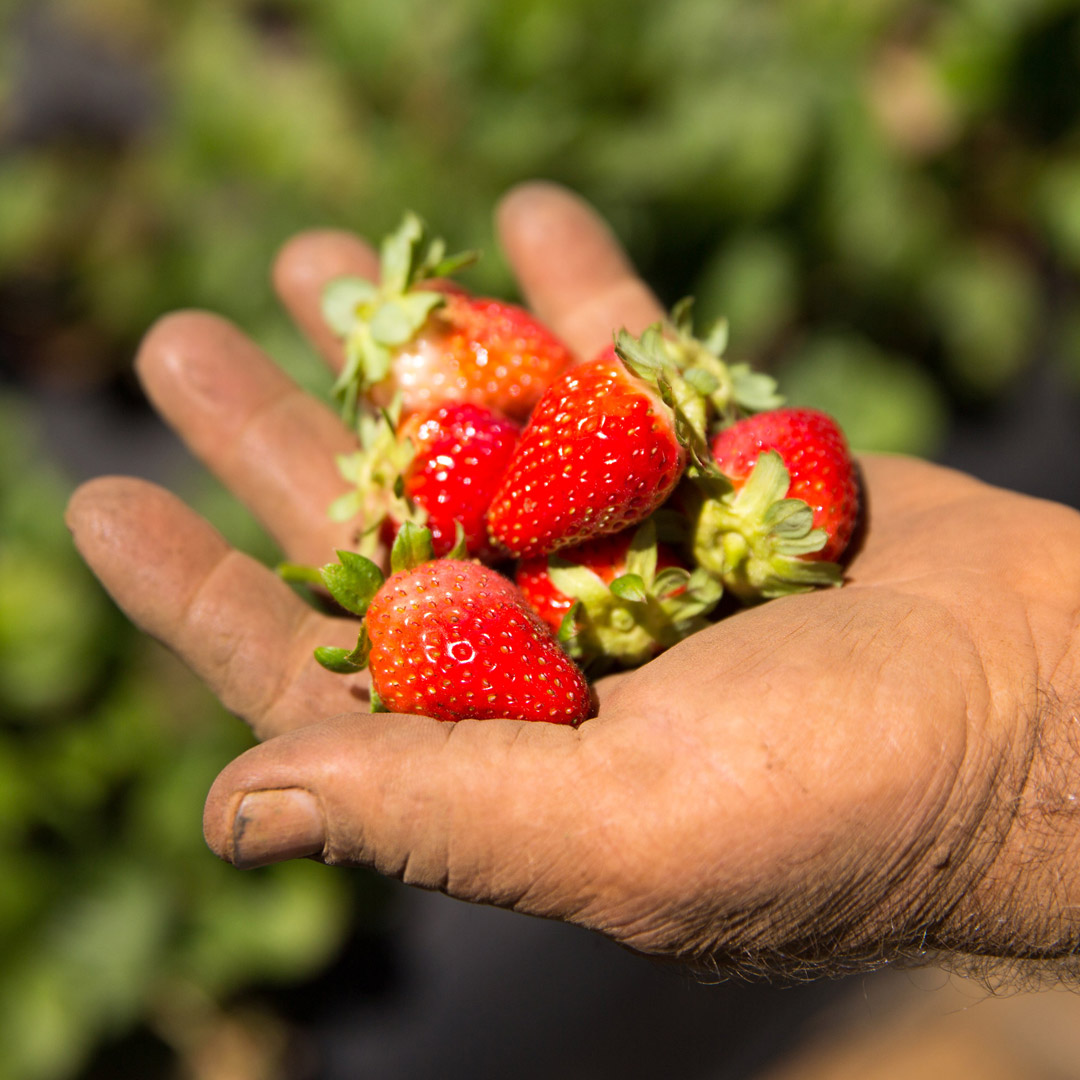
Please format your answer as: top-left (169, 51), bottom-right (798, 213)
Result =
top-left (314, 525), bottom-right (594, 726)
top-left (322, 213), bottom-right (574, 424)
top-left (332, 400), bottom-right (519, 561)
top-left (516, 518), bottom-right (723, 669)
top-left (486, 331), bottom-right (691, 559)
top-left (687, 407), bottom-right (859, 599)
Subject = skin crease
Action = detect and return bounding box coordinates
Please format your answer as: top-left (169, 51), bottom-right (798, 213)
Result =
top-left (66, 182), bottom-right (1080, 977)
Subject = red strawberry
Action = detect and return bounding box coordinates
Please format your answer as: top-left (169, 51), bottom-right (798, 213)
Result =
top-left (486, 339), bottom-right (688, 558)
top-left (688, 407), bottom-right (859, 599)
top-left (710, 408), bottom-right (858, 562)
top-left (516, 519), bottom-right (722, 668)
top-left (332, 401), bottom-right (519, 562)
top-left (314, 526), bottom-right (593, 725)
top-left (322, 214), bottom-right (573, 423)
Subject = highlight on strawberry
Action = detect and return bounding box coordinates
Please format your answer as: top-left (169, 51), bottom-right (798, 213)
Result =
top-left (311, 524), bottom-right (594, 726)
top-left (321, 213), bottom-right (574, 425)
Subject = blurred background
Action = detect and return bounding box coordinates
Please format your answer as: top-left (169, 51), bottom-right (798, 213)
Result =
top-left (3, 0), bottom-right (1080, 1078)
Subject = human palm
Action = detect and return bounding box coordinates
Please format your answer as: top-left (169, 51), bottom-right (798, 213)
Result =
top-left (68, 183), bottom-right (1080, 975)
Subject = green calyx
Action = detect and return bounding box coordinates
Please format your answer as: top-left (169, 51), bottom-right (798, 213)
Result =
top-left (551, 519), bottom-right (723, 670)
top-left (613, 303), bottom-right (783, 477)
top-left (321, 212), bottom-right (479, 425)
top-left (308, 524), bottom-right (449, 676)
top-left (310, 548), bottom-right (385, 674)
top-left (614, 301), bottom-right (784, 457)
top-left (688, 450), bottom-right (843, 600)
top-left (328, 399), bottom-right (422, 560)
top-left (667, 297), bottom-right (784, 423)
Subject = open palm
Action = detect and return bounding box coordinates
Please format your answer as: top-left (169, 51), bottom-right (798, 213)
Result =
top-left (68, 183), bottom-right (1080, 976)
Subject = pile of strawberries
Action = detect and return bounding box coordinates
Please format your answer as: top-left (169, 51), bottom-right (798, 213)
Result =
top-left (300, 214), bottom-right (860, 726)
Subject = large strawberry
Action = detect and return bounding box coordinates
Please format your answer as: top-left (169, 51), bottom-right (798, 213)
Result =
top-left (322, 213), bottom-right (574, 424)
top-left (314, 526), bottom-right (593, 725)
top-left (516, 518), bottom-right (723, 669)
top-left (687, 407), bottom-right (859, 599)
top-left (331, 400), bottom-right (519, 561)
top-left (486, 332), bottom-right (691, 559)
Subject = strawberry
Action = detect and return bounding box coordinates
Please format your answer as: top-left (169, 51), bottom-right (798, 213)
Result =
top-left (486, 334), bottom-right (689, 559)
top-left (314, 525), bottom-right (593, 725)
top-left (687, 407), bottom-right (859, 599)
top-left (321, 213), bottom-right (574, 423)
top-left (516, 518), bottom-right (723, 669)
top-left (332, 401), bottom-right (519, 562)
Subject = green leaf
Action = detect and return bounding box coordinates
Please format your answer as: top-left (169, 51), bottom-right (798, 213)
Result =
top-left (614, 325), bottom-right (665, 383)
top-left (327, 489), bottom-right (365, 523)
top-left (276, 562), bottom-right (326, 586)
top-left (703, 318), bottom-right (729, 357)
top-left (610, 573), bottom-right (647, 603)
top-left (446, 521), bottom-right (468, 561)
top-left (319, 551), bottom-right (385, 617)
top-left (379, 212), bottom-right (427, 295)
top-left (765, 499), bottom-right (815, 537)
top-left (732, 450), bottom-right (790, 516)
top-left (315, 626), bottom-right (371, 673)
top-left (363, 340), bottom-right (394, 387)
top-left (653, 566), bottom-right (691, 599)
top-left (624, 518), bottom-right (658, 583)
top-left (684, 366), bottom-right (720, 396)
top-left (332, 335), bottom-right (366, 398)
top-left (390, 522), bottom-right (434, 573)
top-left (547, 561), bottom-right (610, 607)
top-left (670, 296), bottom-right (695, 335)
top-left (557, 601), bottom-right (583, 643)
top-left (321, 276), bottom-right (378, 335)
top-left (369, 686), bottom-right (387, 713)
top-left (431, 250), bottom-right (481, 278)
top-left (730, 364), bottom-right (784, 412)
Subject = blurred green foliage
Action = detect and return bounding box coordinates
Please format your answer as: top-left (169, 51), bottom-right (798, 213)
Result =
top-left (3, 0), bottom-right (1080, 447)
top-left (3, 0), bottom-right (1080, 1074)
top-left (0, 398), bottom-right (359, 1079)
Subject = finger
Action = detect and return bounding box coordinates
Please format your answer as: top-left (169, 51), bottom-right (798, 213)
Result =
top-left (67, 476), bottom-right (371, 739)
top-left (136, 311), bottom-right (359, 565)
top-left (203, 712), bottom-right (602, 921)
top-left (496, 181), bottom-right (665, 359)
top-left (273, 229), bottom-right (380, 373)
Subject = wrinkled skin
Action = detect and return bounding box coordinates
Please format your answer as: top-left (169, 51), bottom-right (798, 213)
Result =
top-left (67, 183), bottom-right (1080, 977)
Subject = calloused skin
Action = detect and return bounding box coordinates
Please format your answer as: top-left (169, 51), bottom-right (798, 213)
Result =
top-left (67, 182), bottom-right (1080, 977)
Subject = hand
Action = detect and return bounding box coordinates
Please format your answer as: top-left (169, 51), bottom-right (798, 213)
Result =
top-left (67, 183), bottom-right (1080, 977)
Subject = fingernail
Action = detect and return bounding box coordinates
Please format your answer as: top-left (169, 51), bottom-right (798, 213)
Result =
top-left (232, 788), bottom-right (326, 869)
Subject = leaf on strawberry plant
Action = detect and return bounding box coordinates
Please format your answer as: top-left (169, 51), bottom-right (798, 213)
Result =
top-left (729, 364), bottom-right (784, 413)
top-left (277, 562), bottom-right (326, 587)
top-left (320, 551), bottom-right (385, 618)
top-left (315, 625), bottom-right (371, 673)
top-left (557, 601), bottom-right (583, 644)
top-left (609, 573), bottom-right (647, 603)
top-left (702, 317), bottom-right (729, 358)
top-left (321, 276), bottom-right (379, 335)
top-left (390, 522), bottom-right (435, 574)
top-left (369, 291), bottom-right (443, 347)
top-left (624, 518), bottom-right (658, 583)
top-left (445, 521), bottom-right (468, 561)
top-left (327, 488), bottom-right (365, 524)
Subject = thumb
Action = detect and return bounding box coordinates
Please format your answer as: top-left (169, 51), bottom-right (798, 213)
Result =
top-left (203, 712), bottom-right (594, 913)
